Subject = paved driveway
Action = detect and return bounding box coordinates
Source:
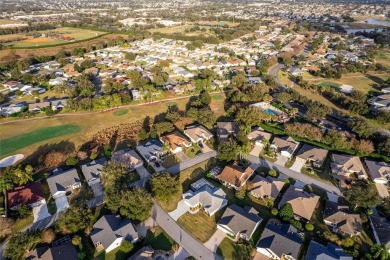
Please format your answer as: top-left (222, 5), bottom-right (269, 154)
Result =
top-left (90, 183), bottom-right (103, 197)
top-left (290, 158), bottom-right (305, 172)
top-left (250, 145), bottom-right (263, 157)
top-left (55, 196), bottom-right (69, 213)
top-left (204, 229), bottom-right (226, 252)
top-left (176, 151), bottom-right (189, 162)
top-left (275, 154), bottom-right (288, 166)
top-left (32, 199), bottom-right (51, 223)
top-left (200, 142), bottom-right (213, 153)
top-left (169, 199), bottom-right (189, 221)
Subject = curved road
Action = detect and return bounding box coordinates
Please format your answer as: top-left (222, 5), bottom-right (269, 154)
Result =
top-left (268, 63), bottom-right (284, 87)
top-left (152, 200), bottom-right (222, 260)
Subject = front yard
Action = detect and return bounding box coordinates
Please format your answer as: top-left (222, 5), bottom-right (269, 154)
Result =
top-left (144, 226), bottom-right (175, 251)
top-left (177, 210), bottom-right (219, 243)
top-left (184, 145), bottom-right (202, 158)
top-left (161, 154), bottom-right (180, 168)
top-left (216, 238), bottom-right (252, 260)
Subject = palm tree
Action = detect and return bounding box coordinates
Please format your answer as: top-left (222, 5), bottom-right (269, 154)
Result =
top-left (0, 178), bottom-right (14, 217)
top-left (288, 108), bottom-right (299, 117)
top-left (238, 143), bottom-right (250, 162)
top-left (15, 168), bottom-right (33, 186)
top-left (371, 244), bottom-right (389, 260)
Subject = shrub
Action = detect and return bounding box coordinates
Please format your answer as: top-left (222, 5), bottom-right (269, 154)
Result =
top-left (17, 205), bottom-right (31, 219)
top-left (71, 235), bottom-right (82, 246)
top-left (271, 208), bottom-right (278, 215)
top-left (269, 170), bottom-right (278, 178)
top-left (42, 229), bottom-right (55, 243)
top-left (305, 223), bottom-right (314, 231)
top-left (66, 157), bottom-right (78, 166)
top-left (279, 203), bottom-right (294, 220)
top-left (120, 240), bottom-right (134, 253)
top-left (90, 153), bottom-right (98, 160)
top-left (342, 237), bottom-right (354, 247)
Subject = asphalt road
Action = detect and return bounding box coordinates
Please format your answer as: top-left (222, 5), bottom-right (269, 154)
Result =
top-left (164, 151), bottom-right (217, 174)
top-left (268, 63), bottom-right (284, 87)
top-left (152, 200), bottom-right (222, 260)
top-left (246, 154), bottom-right (342, 195)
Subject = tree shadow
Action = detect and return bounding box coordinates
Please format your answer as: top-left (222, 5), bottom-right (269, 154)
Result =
top-left (365, 74), bottom-right (384, 85)
top-left (180, 167), bottom-right (205, 192)
top-left (22, 141), bottom-right (76, 171)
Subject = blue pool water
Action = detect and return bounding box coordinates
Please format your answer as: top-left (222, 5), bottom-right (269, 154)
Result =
top-left (263, 108), bottom-right (279, 116)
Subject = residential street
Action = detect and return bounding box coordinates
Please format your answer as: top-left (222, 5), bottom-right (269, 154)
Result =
top-left (246, 154), bottom-right (342, 195)
top-left (268, 63), bottom-right (284, 86)
top-left (165, 151), bottom-right (217, 174)
top-left (151, 200), bottom-right (223, 260)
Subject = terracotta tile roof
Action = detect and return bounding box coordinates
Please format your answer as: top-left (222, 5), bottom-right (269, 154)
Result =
top-left (216, 164), bottom-right (255, 188)
top-left (278, 187), bottom-right (319, 221)
top-left (8, 182), bottom-right (45, 208)
top-left (160, 131), bottom-right (191, 150)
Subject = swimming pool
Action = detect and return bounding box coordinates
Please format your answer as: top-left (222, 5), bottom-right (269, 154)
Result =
top-left (263, 108), bottom-right (279, 116)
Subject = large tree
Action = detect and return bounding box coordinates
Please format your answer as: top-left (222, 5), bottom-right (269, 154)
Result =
top-left (217, 140), bottom-right (239, 162)
top-left (343, 181), bottom-right (381, 209)
top-left (150, 173), bottom-right (180, 199)
top-left (118, 188), bottom-right (153, 222)
top-left (55, 207), bottom-right (92, 234)
top-left (101, 161), bottom-right (128, 187)
top-left (5, 231), bottom-right (41, 260)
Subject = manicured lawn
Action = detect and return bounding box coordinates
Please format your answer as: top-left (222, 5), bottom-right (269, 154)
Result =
top-left (216, 238), bottom-right (251, 260)
top-left (177, 211), bottom-right (218, 243)
top-left (301, 167), bottom-right (337, 186)
top-left (0, 124), bottom-right (81, 156)
top-left (376, 49), bottom-right (390, 68)
top-left (161, 154), bottom-right (180, 168)
top-left (184, 145), bottom-right (202, 158)
top-left (113, 109), bottom-right (129, 116)
top-left (156, 160), bottom-right (210, 212)
top-left (212, 95), bottom-right (224, 100)
top-left (144, 226), bottom-right (175, 251)
top-left (318, 81), bottom-right (341, 89)
top-left (12, 215), bottom-right (34, 233)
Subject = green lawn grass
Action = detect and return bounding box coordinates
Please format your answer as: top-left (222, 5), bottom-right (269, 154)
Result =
top-left (177, 211), bottom-right (219, 242)
top-left (216, 238), bottom-right (251, 260)
top-left (144, 226), bottom-right (175, 251)
top-left (113, 109), bottom-right (129, 116)
top-left (212, 95), bottom-right (224, 100)
top-left (184, 145), bottom-right (201, 158)
top-left (12, 215), bottom-right (33, 233)
top-left (0, 124), bottom-right (81, 156)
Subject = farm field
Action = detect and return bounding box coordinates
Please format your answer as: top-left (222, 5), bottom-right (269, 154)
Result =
top-left (0, 93), bottom-right (227, 159)
top-left (2, 27), bottom-right (105, 48)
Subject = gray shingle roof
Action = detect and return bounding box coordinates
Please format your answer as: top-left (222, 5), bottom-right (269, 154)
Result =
top-left (47, 168), bottom-right (80, 195)
top-left (218, 204), bottom-right (262, 238)
top-left (81, 158), bottom-right (106, 182)
top-left (257, 220), bottom-right (302, 259)
top-left (90, 215), bottom-right (138, 250)
top-left (305, 241), bottom-right (352, 260)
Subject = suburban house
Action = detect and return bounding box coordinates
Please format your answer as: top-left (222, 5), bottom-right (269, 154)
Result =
top-left (90, 215), bottom-right (139, 253)
top-left (49, 77), bottom-right (67, 86)
top-left (247, 127), bottom-right (272, 146)
top-left (305, 241), bottom-right (352, 260)
top-left (364, 160), bottom-right (390, 184)
top-left (111, 149), bottom-right (143, 170)
top-left (368, 94), bottom-right (390, 111)
top-left (136, 139), bottom-right (166, 163)
top-left (323, 201), bottom-right (362, 237)
top-left (81, 158), bottom-right (106, 186)
top-left (28, 102), bottom-right (51, 112)
top-left (217, 204), bottom-right (262, 240)
top-left (250, 175), bottom-right (285, 201)
top-left (330, 154), bottom-right (368, 187)
top-left (160, 131), bottom-right (192, 154)
top-left (184, 124), bottom-right (213, 144)
top-left (1, 104), bottom-right (25, 116)
top-left (216, 163), bottom-right (257, 190)
top-left (51, 99), bottom-right (68, 110)
top-left (288, 67), bottom-right (304, 76)
top-left (47, 168), bottom-right (81, 199)
top-left (295, 144), bottom-right (329, 169)
top-left (183, 178), bottom-right (228, 216)
top-left (216, 121), bottom-right (239, 139)
top-left (256, 220), bottom-right (303, 260)
top-left (270, 136), bottom-right (300, 158)
top-left (26, 240), bottom-right (78, 260)
top-left (278, 187), bottom-right (320, 222)
top-left (369, 215), bottom-right (390, 252)
top-left (7, 182), bottom-right (45, 210)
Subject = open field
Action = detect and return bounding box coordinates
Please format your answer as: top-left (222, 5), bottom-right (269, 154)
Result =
top-left (148, 25), bottom-right (215, 37)
top-left (0, 93), bottom-right (226, 159)
top-left (0, 125), bottom-right (81, 156)
top-left (376, 49), bottom-right (390, 68)
top-left (2, 27), bottom-right (105, 48)
top-left (0, 33), bottom-right (123, 62)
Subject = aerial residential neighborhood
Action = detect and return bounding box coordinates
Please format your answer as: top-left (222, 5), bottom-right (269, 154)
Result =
top-left (0, 0), bottom-right (389, 260)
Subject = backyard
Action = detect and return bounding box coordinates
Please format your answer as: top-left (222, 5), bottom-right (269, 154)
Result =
top-left (177, 210), bottom-right (219, 242)
top-left (216, 238), bottom-right (252, 260)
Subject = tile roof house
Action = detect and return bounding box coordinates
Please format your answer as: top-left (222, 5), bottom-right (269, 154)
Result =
top-left (216, 121), bottom-right (239, 139)
top-left (330, 154), bottom-right (368, 187)
top-left (184, 124), bottom-right (213, 143)
top-left (51, 99), bottom-right (68, 110)
top-left (295, 144), bottom-right (329, 168)
top-left (90, 215), bottom-right (139, 253)
top-left (305, 241), bottom-right (352, 260)
top-left (160, 131), bottom-right (192, 154)
top-left (256, 220), bottom-right (303, 260)
top-left (217, 204), bottom-right (262, 240)
top-left (270, 136), bottom-right (300, 158)
top-left (7, 182), bottom-right (45, 210)
top-left (278, 187), bottom-right (320, 222)
top-left (81, 158), bottom-right (106, 186)
top-left (183, 178), bottom-right (227, 216)
top-left (247, 127), bottom-right (272, 146)
top-left (216, 163), bottom-right (257, 190)
top-left (28, 102), bottom-right (51, 112)
top-left (370, 215), bottom-right (390, 252)
top-left (364, 160), bottom-right (390, 184)
top-left (250, 175), bottom-right (285, 200)
top-left (26, 241), bottom-right (78, 260)
top-left (111, 149), bottom-right (143, 170)
top-left (136, 139), bottom-right (165, 163)
top-left (323, 201), bottom-right (362, 237)
top-left (47, 168), bottom-right (81, 199)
